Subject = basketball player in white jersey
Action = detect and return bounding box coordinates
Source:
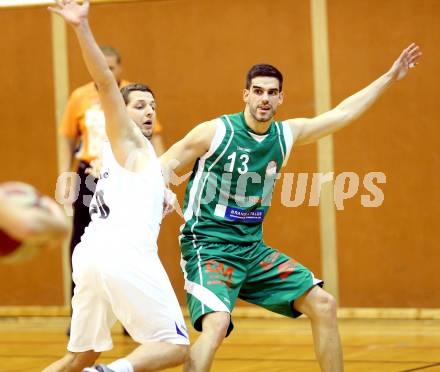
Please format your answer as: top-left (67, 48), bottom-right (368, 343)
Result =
top-left (45, 1), bottom-right (189, 371)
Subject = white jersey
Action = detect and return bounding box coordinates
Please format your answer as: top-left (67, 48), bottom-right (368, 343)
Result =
top-left (82, 141), bottom-right (165, 251)
top-left (70, 141), bottom-right (189, 351)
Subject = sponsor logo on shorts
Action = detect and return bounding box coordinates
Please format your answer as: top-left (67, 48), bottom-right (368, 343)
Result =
top-left (260, 251), bottom-right (280, 271)
top-left (278, 259), bottom-right (298, 280)
top-left (205, 259), bottom-right (234, 287)
top-left (175, 322), bottom-right (189, 339)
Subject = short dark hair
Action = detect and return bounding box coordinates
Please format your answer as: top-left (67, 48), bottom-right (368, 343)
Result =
top-left (121, 83), bottom-right (155, 105)
top-left (246, 64), bottom-right (283, 91)
top-left (100, 45), bottom-right (121, 64)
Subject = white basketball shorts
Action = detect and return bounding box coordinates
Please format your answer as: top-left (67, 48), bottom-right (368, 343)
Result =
top-left (67, 239), bottom-right (189, 352)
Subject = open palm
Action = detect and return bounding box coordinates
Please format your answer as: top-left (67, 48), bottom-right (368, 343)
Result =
top-left (48, 0), bottom-right (89, 26)
top-left (390, 43), bottom-right (422, 81)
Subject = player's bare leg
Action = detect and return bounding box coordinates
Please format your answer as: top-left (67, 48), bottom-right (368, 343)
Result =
top-left (184, 312), bottom-right (230, 372)
top-left (126, 341), bottom-right (188, 371)
top-left (294, 286), bottom-right (343, 372)
top-left (43, 350), bottom-right (100, 372)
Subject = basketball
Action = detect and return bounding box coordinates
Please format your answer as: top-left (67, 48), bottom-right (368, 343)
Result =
top-left (0, 182), bottom-right (46, 263)
top-left (1, 181), bottom-right (42, 207)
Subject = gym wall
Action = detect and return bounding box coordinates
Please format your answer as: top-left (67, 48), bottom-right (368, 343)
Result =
top-left (0, 0), bottom-right (438, 308)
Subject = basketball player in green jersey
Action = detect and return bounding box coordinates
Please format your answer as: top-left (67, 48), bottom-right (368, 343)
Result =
top-left (160, 43), bottom-right (421, 372)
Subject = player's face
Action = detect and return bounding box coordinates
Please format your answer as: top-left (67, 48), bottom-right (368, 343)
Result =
top-left (126, 91), bottom-right (156, 139)
top-left (243, 77), bottom-right (283, 123)
top-left (105, 55), bottom-right (122, 83)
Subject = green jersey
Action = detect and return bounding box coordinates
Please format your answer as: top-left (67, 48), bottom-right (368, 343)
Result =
top-left (180, 112), bottom-right (293, 244)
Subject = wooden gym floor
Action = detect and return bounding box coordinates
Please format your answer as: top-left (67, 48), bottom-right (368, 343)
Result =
top-left (1, 316), bottom-right (439, 372)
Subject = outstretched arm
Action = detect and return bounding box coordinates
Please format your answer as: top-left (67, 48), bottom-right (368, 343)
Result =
top-left (49, 0), bottom-right (144, 163)
top-left (0, 192), bottom-right (69, 243)
top-left (290, 43), bottom-right (422, 145)
top-left (160, 121), bottom-right (216, 185)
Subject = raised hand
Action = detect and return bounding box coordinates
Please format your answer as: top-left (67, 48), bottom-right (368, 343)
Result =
top-left (48, 0), bottom-right (90, 26)
top-left (389, 43), bottom-right (422, 81)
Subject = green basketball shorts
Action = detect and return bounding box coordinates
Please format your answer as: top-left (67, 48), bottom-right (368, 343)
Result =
top-left (180, 239), bottom-right (323, 336)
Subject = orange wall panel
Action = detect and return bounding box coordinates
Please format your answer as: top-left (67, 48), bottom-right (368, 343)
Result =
top-left (0, 8), bottom-right (64, 305)
top-left (328, 0), bottom-right (440, 307)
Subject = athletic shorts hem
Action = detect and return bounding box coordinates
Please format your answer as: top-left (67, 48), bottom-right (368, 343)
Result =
top-left (162, 338), bottom-right (190, 346)
top-left (193, 310), bottom-right (234, 337)
top-left (132, 334), bottom-right (190, 346)
top-left (67, 343), bottom-right (113, 353)
top-left (289, 280), bottom-right (324, 318)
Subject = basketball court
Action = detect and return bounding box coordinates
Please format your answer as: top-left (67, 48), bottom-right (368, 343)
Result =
top-left (1, 314), bottom-right (439, 371)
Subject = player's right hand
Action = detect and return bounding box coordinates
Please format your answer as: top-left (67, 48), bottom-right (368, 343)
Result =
top-left (48, 0), bottom-right (90, 27)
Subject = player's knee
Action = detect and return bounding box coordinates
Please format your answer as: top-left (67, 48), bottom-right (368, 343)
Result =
top-left (173, 344), bottom-right (190, 365)
top-left (311, 291), bottom-right (337, 321)
top-left (201, 312), bottom-right (230, 343)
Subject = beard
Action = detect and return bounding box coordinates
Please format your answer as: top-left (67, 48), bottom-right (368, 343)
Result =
top-left (250, 105), bottom-right (276, 123)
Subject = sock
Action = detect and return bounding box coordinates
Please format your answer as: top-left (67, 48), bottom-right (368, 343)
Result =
top-left (108, 358), bottom-right (134, 372)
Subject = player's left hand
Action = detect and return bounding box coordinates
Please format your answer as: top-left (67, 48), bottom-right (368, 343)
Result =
top-left (389, 43), bottom-right (422, 81)
top-left (162, 188), bottom-right (177, 218)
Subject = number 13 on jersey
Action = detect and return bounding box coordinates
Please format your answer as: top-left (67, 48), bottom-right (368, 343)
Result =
top-left (226, 152), bottom-right (249, 175)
